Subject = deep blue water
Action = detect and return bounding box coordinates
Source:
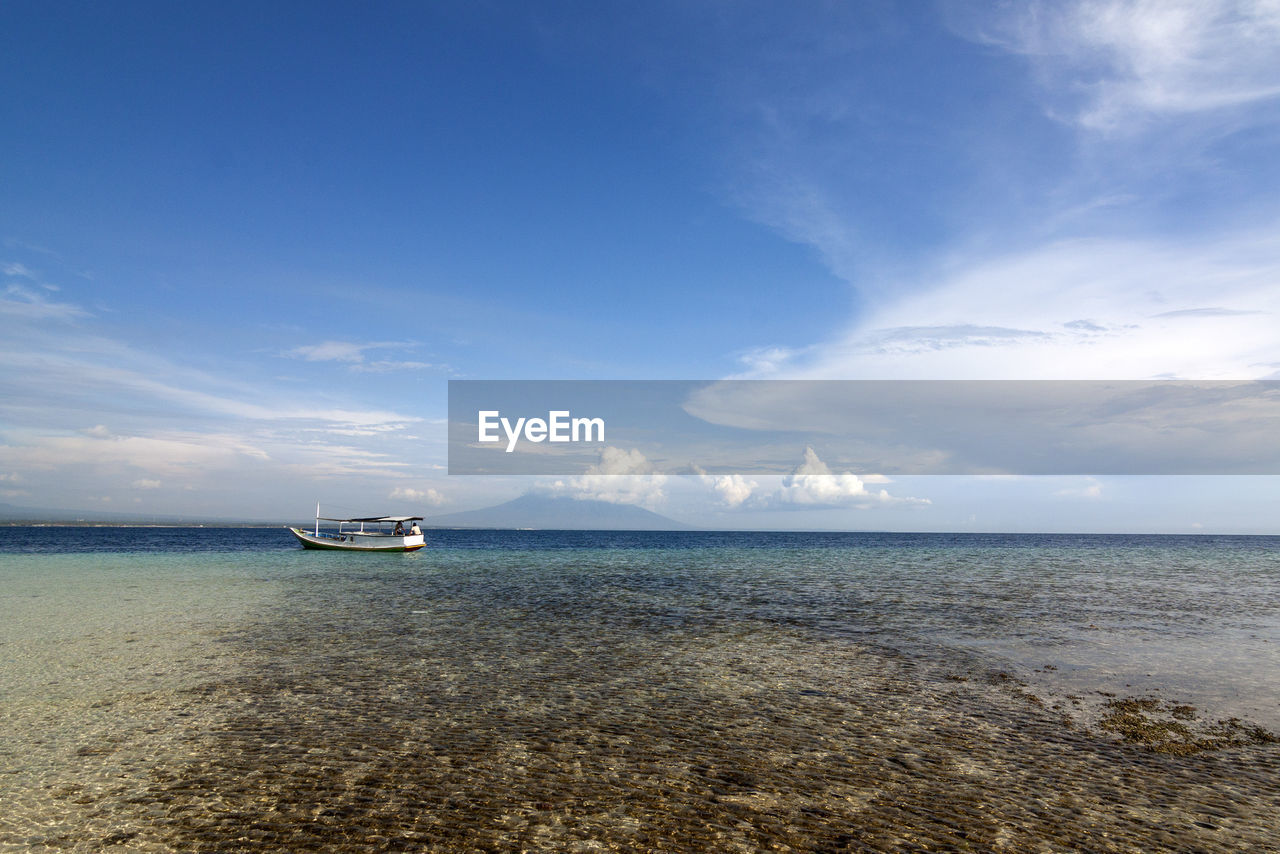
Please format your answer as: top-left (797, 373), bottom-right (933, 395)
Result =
top-left (3, 525), bottom-right (1278, 554)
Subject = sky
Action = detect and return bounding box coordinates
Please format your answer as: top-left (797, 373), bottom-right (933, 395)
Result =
top-left (2, 0), bottom-right (1280, 531)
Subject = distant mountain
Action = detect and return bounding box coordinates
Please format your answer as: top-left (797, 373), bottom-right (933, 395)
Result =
top-left (427, 493), bottom-right (692, 530)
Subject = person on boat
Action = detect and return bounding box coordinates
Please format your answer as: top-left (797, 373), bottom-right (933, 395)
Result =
top-left (410, 521), bottom-right (421, 535)
top-left (394, 521), bottom-right (404, 535)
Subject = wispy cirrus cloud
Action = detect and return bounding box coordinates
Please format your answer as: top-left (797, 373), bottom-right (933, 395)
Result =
top-left (0, 286), bottom-right (422, 434)
top-left (0, 268), bottom-right (438, 512)
top-left (351, 359), bottom-right (449, 374)
top-left (0, 343), bottom-right (421, 431)
top-left (285, 340), bottom-right (404, 363)
top-left (731, 345), bottom-right (811, 378)
top-left (283, 340), bottom-right (449, 374)
top-left (1150, 307), bottom-right (1268, 319)
top-left (715, 3), bottom-right (1280, 385)
top-left (958, 0), bottom-right (1280, 132)
top-left (747, 230), bottom-right (1280, 380)
top-left (1, 283), bottom-right (87, 321)
top-left (3, 262), bottom-right (36, 278)
top-left (0, 429), bottom-right (270, 478)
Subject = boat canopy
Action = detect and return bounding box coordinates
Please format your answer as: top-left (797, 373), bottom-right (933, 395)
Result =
top-left (317, 515), bottom-right (424, 523)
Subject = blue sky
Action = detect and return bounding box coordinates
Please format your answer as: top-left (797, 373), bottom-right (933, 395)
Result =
top-left (3, 1), bottom-right (1280, 530)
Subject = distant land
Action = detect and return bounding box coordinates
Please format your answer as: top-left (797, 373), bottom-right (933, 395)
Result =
top-left (427, 494), bottom-right (693, 531)
top-left (0, 501), bottom-right (271, 527)
top-left (0, 496), bottom-right (692, 531)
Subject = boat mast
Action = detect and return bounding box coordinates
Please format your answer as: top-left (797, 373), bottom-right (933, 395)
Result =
top-left (315, 502), bottom-right (320, 536)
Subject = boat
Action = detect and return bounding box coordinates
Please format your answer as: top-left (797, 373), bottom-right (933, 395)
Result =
top-left (288, 506), bottom-right (426, 551)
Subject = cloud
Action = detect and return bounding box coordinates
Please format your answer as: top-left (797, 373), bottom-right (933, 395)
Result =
top-left (589, 447), bottom-right (659, 476)
top-left (1, 284), bottom-right (86, 321)
top-left (541, 446), bottom-right (668, 507)
top-left (749, 231), bottom-right (1280, 381)
top-left (963, 0), bottom-right (1280, 132)
top-left (274, 442), bottom-right (411, 477)
top-left (1054, 477), bottom-right (1104, 499)
top-left (762, 447), bottom-right (928, 509)
top-left (708, 4), bottom-right (1280, 400)
top-left (733, 173), bottom-right (868, 287)
top-left (351, 360), bottom-right (450, 374)
top-left (683, 379), bottom-right (1280, 477)
top-left (282, 340), bottom-right (445, 374)
top-left (389, 486), bottom-right (446, 506)
top-left (286, 341), bottom-right (384, 363)
top-left (1150, 307), bottom-right (1267, 319)
top-left (859, 324), bottom-right (1054, 355)
top-left (692, 465), bottom-right (758, 507)
top-left (711, 4), bottom-right (1280, 395)
top-left (732, 345), bottom-right (810, 378)
top-left (0, 270), bottom-right (437, 510)
top-left (688, 449), bottom-right (926, 511)
top-left (0, 431), bottom-right (271, 478)
top-left (0, 422), bottom-right (435, 511)
top-left (0, 338), bottom-right (421, 433)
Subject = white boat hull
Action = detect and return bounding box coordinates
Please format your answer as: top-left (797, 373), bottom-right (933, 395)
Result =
top-left (288, 527), bottom-right (425, 552)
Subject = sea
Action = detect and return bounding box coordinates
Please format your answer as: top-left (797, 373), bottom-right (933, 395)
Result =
top-left (1, 528), bottom-right (1278, 852)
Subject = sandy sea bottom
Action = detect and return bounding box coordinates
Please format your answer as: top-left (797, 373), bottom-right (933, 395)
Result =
top-left (1, 530), bottom-right (1278, 852)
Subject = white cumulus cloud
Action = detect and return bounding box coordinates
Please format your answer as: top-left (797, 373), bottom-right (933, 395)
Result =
top-left (692, 465), bottom-right (758, 508)
top-left (760, 447), bottom-right (928, 509)
top-left (541, 446), bottom-right (668, 507)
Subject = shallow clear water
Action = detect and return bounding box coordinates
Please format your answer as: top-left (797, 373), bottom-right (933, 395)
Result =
top-left (1, 528), bottom-right (1278, 851)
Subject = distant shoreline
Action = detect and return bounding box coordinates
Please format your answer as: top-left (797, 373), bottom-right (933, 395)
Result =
top-left (1, 523), bottom-right (1279, 536)
top-left (0, 521), bottom-right (284, 528)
